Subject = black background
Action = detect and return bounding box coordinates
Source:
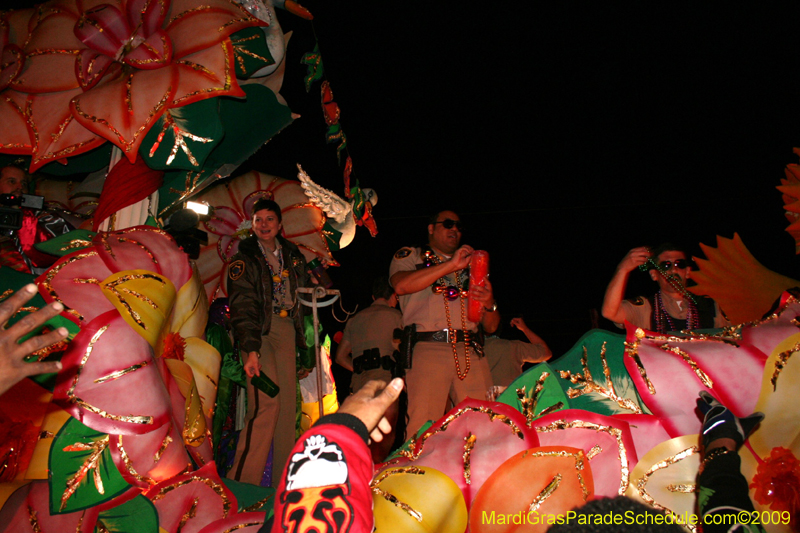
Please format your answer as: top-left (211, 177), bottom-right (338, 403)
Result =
top-left (8, 1), bottom-right (800, 357)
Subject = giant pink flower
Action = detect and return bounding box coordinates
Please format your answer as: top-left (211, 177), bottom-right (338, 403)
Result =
top-left (0, 0), bottom-right (262, 171)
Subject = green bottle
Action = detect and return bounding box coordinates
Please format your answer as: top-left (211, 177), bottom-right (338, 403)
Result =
top-left (251, 371), bottom-right (280, 397)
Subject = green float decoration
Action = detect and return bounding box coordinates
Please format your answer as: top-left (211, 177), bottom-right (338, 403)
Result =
top-left (231, 27), bottom-right (276, 79)
top-left (94, 495), bottom-right (159, 533)
top-left (49, 417), bottom-right (131, 514)
top-left (498, 329), bottom-right (650, 418)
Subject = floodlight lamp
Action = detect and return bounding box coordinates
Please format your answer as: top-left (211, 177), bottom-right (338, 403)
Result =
top-left (186, 201), bottom-right (209, 215)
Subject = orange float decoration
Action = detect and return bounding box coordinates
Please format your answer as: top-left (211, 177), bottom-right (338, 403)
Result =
top-left (469, 446), bottom-right (594, 533)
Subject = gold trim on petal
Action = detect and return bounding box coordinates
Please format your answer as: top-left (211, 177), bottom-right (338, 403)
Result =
top-left (528, 473), bottom-right (561, 514)
top-left (536, 420), bottom-right (630, 496)
top-left (94, 360), bottom-right (151, 384)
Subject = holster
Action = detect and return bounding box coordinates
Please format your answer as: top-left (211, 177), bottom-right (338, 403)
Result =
top-left (397, 324), bottom-right (417, 370)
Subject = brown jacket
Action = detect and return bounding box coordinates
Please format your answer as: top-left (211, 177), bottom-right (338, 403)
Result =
top-left (227, 235), bottom-right (309, 354)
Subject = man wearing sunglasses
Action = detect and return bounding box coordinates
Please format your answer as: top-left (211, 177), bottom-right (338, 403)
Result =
top-left (601, 243), bottom-right (728, 334)
top-left (389, 210), bottom-right (499, 438)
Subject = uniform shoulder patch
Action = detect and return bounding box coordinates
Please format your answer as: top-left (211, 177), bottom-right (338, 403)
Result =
top-left (631, 296), bottom-right (646, 306)
top-left (394, 248), bottom-right (412, 259)
top-left (229, 260), bottom-right (245, 280)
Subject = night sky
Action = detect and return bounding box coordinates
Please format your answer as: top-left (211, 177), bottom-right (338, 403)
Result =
top-left (7, 1), bottom-right (800, 355)
top-left (261, 2), bottom-right (800, 354)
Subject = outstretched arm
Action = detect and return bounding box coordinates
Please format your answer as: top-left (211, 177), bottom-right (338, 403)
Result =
top-left (510, 317), bottom-right (552, 361)
top-left (391, 245), bottom-right (473, 295)
top-left (601, 247), bottom-right (650, 324)
top-left (0, 284), bottom-right (69, 396)
top-left (338, 378), bottom-right (403, 443)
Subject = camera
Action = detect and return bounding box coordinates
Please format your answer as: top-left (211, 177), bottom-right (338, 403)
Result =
top-left (0, 193), bottom-right (45, 231)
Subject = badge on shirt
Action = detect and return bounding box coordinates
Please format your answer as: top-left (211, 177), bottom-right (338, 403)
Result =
top-left (229, 260), bottom-right (245, 280)
top-left (394, 248), bottom-right (411, 259)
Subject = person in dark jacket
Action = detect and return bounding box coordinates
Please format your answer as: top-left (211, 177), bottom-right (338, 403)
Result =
top-left (226, 198), bottom-right (311, 487)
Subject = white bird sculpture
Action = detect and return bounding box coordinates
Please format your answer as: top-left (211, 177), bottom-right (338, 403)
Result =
top-left (296, 164), bottom-right (376, 249)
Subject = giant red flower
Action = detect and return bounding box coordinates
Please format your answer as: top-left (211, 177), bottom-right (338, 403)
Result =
top-left (0, 0), bottom-right (262, 171)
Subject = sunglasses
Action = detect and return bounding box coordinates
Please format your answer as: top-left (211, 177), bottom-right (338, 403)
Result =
top-left (433, 219), bottom-right (463, 231)
top-left (658, 259), bottom-right (688, 270)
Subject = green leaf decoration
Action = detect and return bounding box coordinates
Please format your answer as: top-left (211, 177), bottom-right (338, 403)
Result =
top-left (498, 329), bottom-right (650, 419)
top-left (301, 43), bottom-right (324, 92)
top-left (49, 416), bottom-right (131, 514)
top-left (497, 363), bottom-right (569, 419)
top-left (141, 100), bottom-right (224, 172)
top-left (157, 85), bottom-right (294, 215)
top-left (34, 229), bottom-right (96, 258)
top-left (0, 265), bottom-right (80, 342)
top-left (0, 144), bottom-right (113, 177)
top-left (223, 479), bottom-right (275, 518)
top-left (231, 27), bottom-right (276, 79)
top-left (94, 495), bottom-right (158, 533)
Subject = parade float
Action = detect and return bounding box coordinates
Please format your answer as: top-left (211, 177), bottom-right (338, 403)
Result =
top-left (0, 0), bottom-right (798, 532)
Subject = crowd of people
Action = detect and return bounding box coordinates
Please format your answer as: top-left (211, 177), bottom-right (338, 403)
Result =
top-left (0, 185), bottom-right (768, 532)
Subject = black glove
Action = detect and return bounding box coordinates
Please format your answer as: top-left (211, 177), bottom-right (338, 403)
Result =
top-left (696, 391), bottom-right (764, 449)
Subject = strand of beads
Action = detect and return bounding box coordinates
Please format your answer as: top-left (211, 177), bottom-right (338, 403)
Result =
top-left (654, 291), bottom-right (699, 333)
top-left (258, 241), bottom-right (289, 317)
top-left (423, 249), bottom-right (468, 300)
top-left (442, 269), bottom-right (471, 380)
top-left (639, 258), bottom-right (697, 304)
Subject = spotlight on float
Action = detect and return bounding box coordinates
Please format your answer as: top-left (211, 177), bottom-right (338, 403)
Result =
top-left (164, 202), bottom-right (211, 260)
top-left (186, 201), bottom-right (211, 217)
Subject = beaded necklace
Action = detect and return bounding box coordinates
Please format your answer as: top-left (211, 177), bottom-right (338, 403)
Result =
top-left (422, 248), bottom-right (471, 380)
top-left (639, 258), bottom-right (697, 304)
top-left (653, 291), bottom-right (698, 333)
top-left (257, 240), bottom-right (290, 317)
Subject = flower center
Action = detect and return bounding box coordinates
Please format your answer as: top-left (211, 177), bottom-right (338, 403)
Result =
top-left (162, 332), bottom-right (187, 361)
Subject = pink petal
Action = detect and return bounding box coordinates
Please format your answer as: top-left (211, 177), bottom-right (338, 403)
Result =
top-left (612, 413), bottom-right (672, 459)
top-left (623, 323), bottom-right (768, 438)
top-left (166, 0), bottom-right (260, 59)
top-left (203, 206), bottom-right (242, 236)
top-left (379, 399), bottom-right (539, 509)
top-left (145, 462), bottom-right (238, 533)
top-left (53, 311), bottom-right (172, 435)
top-left (172, 39), bottom-right (243, 107)
top-left (127, 0), bottom-right (169, 38)
top-left (0, 44), bottom-right (23, 91)
top-left (197, 513), bottom-right (267, 533)
top-left (125, 29), bottom-right (173, 70)
top-left (73, 3), bottom-right (130, 58)
top-left (4, 8), bottom-right (36, 47)
top-left (92, 227), bottom-right (192, 288)
top-left (0, 481), bottom-right (100, 532)
top-left (37, 246), bottom-right (116, 325)
top-left (533, 409), bottom-right (638, 498)
top-left (109, 420), bottom-right (191, 488)
top-left (0, 89), bottom-right (33, 155)
top-left (28, 88), bottom-right (108, 172)
top-left (71, 66), bottom-right (177, 161)
top-left (15, 10), bottom-right (82, 93)
top-left (76, 49), bottom-right (119, 90)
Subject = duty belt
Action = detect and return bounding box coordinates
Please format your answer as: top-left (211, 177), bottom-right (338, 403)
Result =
top-left (416, 329), bottom-right (475, 343)
top-left (415, 329), bottom-right (484, 357)
top-left (353, 347), bottom-right (396, 375)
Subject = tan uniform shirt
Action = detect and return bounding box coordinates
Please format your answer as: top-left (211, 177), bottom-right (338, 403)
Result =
top-left (617, 294), bottom-right (729, 330)
top-left (389, 246), bottom-right (478, 331)
top-left (483, 337), bottom-right (550, 388)
top-left (341, 300), bottom-right (403, 362)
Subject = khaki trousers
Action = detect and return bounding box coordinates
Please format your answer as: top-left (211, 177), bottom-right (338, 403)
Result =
top-left (405, 341), bottom-right (492, 439)
top-left (227, 315), bottom-right (296, 487)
